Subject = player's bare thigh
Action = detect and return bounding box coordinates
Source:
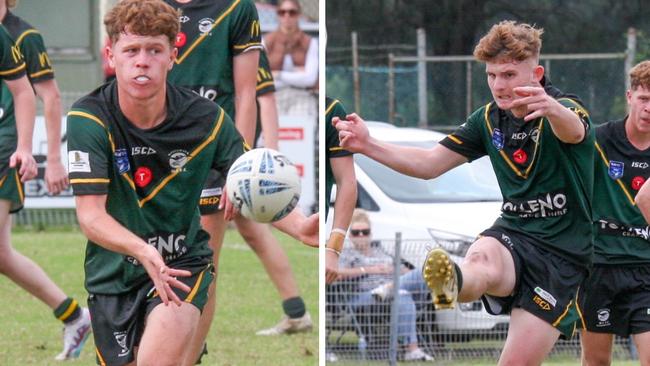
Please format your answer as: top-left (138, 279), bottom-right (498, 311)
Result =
top-left (137, 302), bottom-right (201, 366)
top-left (580, 330), bottom-right (614, 366)
top-left (461, 235), bottom-right (516, 298)
top-left (633, 331), bottom-right (650, 366)
top-left (0, 200), bottom-right (11, 252)
top-left (499, 308), bottom-right (560, 365)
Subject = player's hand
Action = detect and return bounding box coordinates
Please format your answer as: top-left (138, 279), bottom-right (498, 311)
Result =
top-left (220, 186), bottom-right (237, 221)
top-left (138, 245), bottom-right (192, 306)
top-left (10, 149), bottom-right (37, 182)
top-left (510, 86), bottom-right (560, 122)
top-left (333, 113), bottom-right (371, 154)
top-left (297, 212), bottom-right (319, 247)
top-left (325, 249), bottom-right (339, 284)
top-left (45, 159), bottom-right (69, 195)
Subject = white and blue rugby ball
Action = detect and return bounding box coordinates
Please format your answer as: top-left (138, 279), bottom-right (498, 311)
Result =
top-left (226, 148), bottom-right (301, 223)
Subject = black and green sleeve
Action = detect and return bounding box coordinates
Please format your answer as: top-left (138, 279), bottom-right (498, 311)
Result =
top-left (230, 0), bottom-right (262, 56)
top-left (66, 109), bottom-right (111, 195)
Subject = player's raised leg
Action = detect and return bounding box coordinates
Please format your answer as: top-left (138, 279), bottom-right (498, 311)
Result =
top-left (423, 236), bottom-right (516, 309)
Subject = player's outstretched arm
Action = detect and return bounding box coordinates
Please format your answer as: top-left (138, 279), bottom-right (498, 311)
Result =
top-left (33, 79), bottom-right (68, 195)
top-left (271, 208), bottom-right (318, 247)
top-left (5, 75), bottom-right (37, 181)
top-left (333, 113), bottom-right (467, 179)
top-left (75, 194), bottom-right (192, 306)
top-left (510, 86), bottom-right (586, 144)
top-left (325, 155), bottom-right (357, 284)
top-left (636, 180), bottom-right (650, 225)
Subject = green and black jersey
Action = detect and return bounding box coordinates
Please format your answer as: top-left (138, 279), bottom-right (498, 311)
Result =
top-left (0, 11), bottom-right (53, 127)
top-left (439, 79), bottom-right (595, 267)
top-left (0, 23), bottom-right (26, 178)
top-left (253, 49), bottom-right (274, 146)
top-left (166, 0), bottom-right (262, 118)
top-left (325, 97), bottom-right (352, 218)
top-left (593, 119), bottom-right (650, 264)
top-left (67, 81), bottom-right (245, 294)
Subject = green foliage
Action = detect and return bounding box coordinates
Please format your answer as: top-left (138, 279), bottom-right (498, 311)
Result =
top-left (0, 229), bottom-right (318, 365)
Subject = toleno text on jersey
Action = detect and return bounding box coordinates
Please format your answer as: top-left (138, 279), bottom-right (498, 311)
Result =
top-left (502, 192), bottom-right (568, 218)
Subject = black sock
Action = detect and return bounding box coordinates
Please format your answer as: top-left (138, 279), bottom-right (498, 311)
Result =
top-left (454, 263), bottom-right (464, 292)
top-left (53, 297), bottom-right (81, 324)
top-left (282, 296), bottom-right (306, 319)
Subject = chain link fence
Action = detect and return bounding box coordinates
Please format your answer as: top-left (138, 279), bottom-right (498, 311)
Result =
top-left (326, 30), bottom-right (636, 130)
top-left (326, 236), bottom-right (637, 364)
top-left (327, 57), bottom-right (627, 130)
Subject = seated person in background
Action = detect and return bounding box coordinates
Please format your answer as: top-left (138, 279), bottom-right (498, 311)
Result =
top-left (337, 209), bottom-right (434, 362)
top-left (263, 0), bottom-right (318, 90)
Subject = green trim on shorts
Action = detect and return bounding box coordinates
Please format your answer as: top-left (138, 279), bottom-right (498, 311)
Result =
top-left (553, 299), bottom-right (580, 339)
top-left (183, 263), bottom-right (214, 310)
top-left (0, 168), bottom-right (24, 213)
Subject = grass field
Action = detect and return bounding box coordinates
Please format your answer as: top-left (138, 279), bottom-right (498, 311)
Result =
top-left (0, 228), bottom-right (318, 365)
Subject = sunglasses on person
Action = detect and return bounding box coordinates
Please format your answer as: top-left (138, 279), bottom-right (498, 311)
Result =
top-left (277, 8), bottom-right (299, 17)
top-left (350, 228), bottom-right (371, 237)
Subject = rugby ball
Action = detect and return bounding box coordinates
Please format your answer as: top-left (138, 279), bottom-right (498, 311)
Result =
top-left (226, 148), bottom-right (301, 223)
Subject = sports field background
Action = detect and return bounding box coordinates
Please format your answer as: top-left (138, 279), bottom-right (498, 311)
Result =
top-left (0, 228), bottom-right (318, 365)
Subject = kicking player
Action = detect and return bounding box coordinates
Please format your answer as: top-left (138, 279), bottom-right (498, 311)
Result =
top-left (0, 0), bottom-right (90, 360)
top-left (334, 21), bottom-right (594, 365)
top-left (325, 97), bottom-right (356, 284)
top-left (163, 1), bottom-right (314, 358)
top-left (67, 1), bottom-right (245, 364)
top-left (579, 60), bottom-right (650, 366)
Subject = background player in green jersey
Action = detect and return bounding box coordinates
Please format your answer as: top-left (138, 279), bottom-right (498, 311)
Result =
top-left (334, 21), bottom-right (594, 365)
top-left (67, 1), bottom-right (247, 364)
top-left (0, 0), bottom-right (91, 361)
top-left (325, 97), bottom-right (356, 284)
top-left (251, 48), bottom-right (313, 336)
top-left (579, 61), bottom-right (650, 366)
top-left (164, 1), bottom-right (316, 360)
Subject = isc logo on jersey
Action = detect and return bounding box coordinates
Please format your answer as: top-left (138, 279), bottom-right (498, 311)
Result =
top-left (131, 146), bottom-right (156, 156)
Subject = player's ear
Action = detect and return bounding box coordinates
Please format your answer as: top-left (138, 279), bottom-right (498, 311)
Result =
top-left (106, 44), bottom-right (115, 70)
top-left (169, 47), bottom-right (178, 70)
top-left (626, 89), bottom-right (633, 106)
top-left (533, 64), bottom-right (544, 83)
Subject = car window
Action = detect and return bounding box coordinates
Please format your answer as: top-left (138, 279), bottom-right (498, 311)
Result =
top-left (355, 141), bottom-right (502, 203)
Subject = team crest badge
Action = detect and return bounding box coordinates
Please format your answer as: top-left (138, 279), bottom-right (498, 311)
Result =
top-left (492, 128), bottom-right (504, 150)
top-left (608, 161), bottom-right (624, 179)
top-left (115, 148), bottom-right (130, 174)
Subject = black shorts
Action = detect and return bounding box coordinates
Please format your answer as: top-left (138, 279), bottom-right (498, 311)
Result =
top-left (198, 169), bottom-right (225, 215)
top-left (479, 227), bottom-right (587, 338)
top-left (89, 260), bottom-right (214, 366)
top-left (578, 265), bottom-right (650, 336)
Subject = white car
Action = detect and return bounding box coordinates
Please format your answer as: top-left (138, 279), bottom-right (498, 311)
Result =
top-left (328, 122), bottom-right (510, 338)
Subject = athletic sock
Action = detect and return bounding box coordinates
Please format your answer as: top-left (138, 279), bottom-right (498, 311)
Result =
top-left (53, 297), bottom-right (81, 324)
top-left (454, 262), bottom-right (464, 292)
top-left (282, 296), bottom-right (306, 319)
